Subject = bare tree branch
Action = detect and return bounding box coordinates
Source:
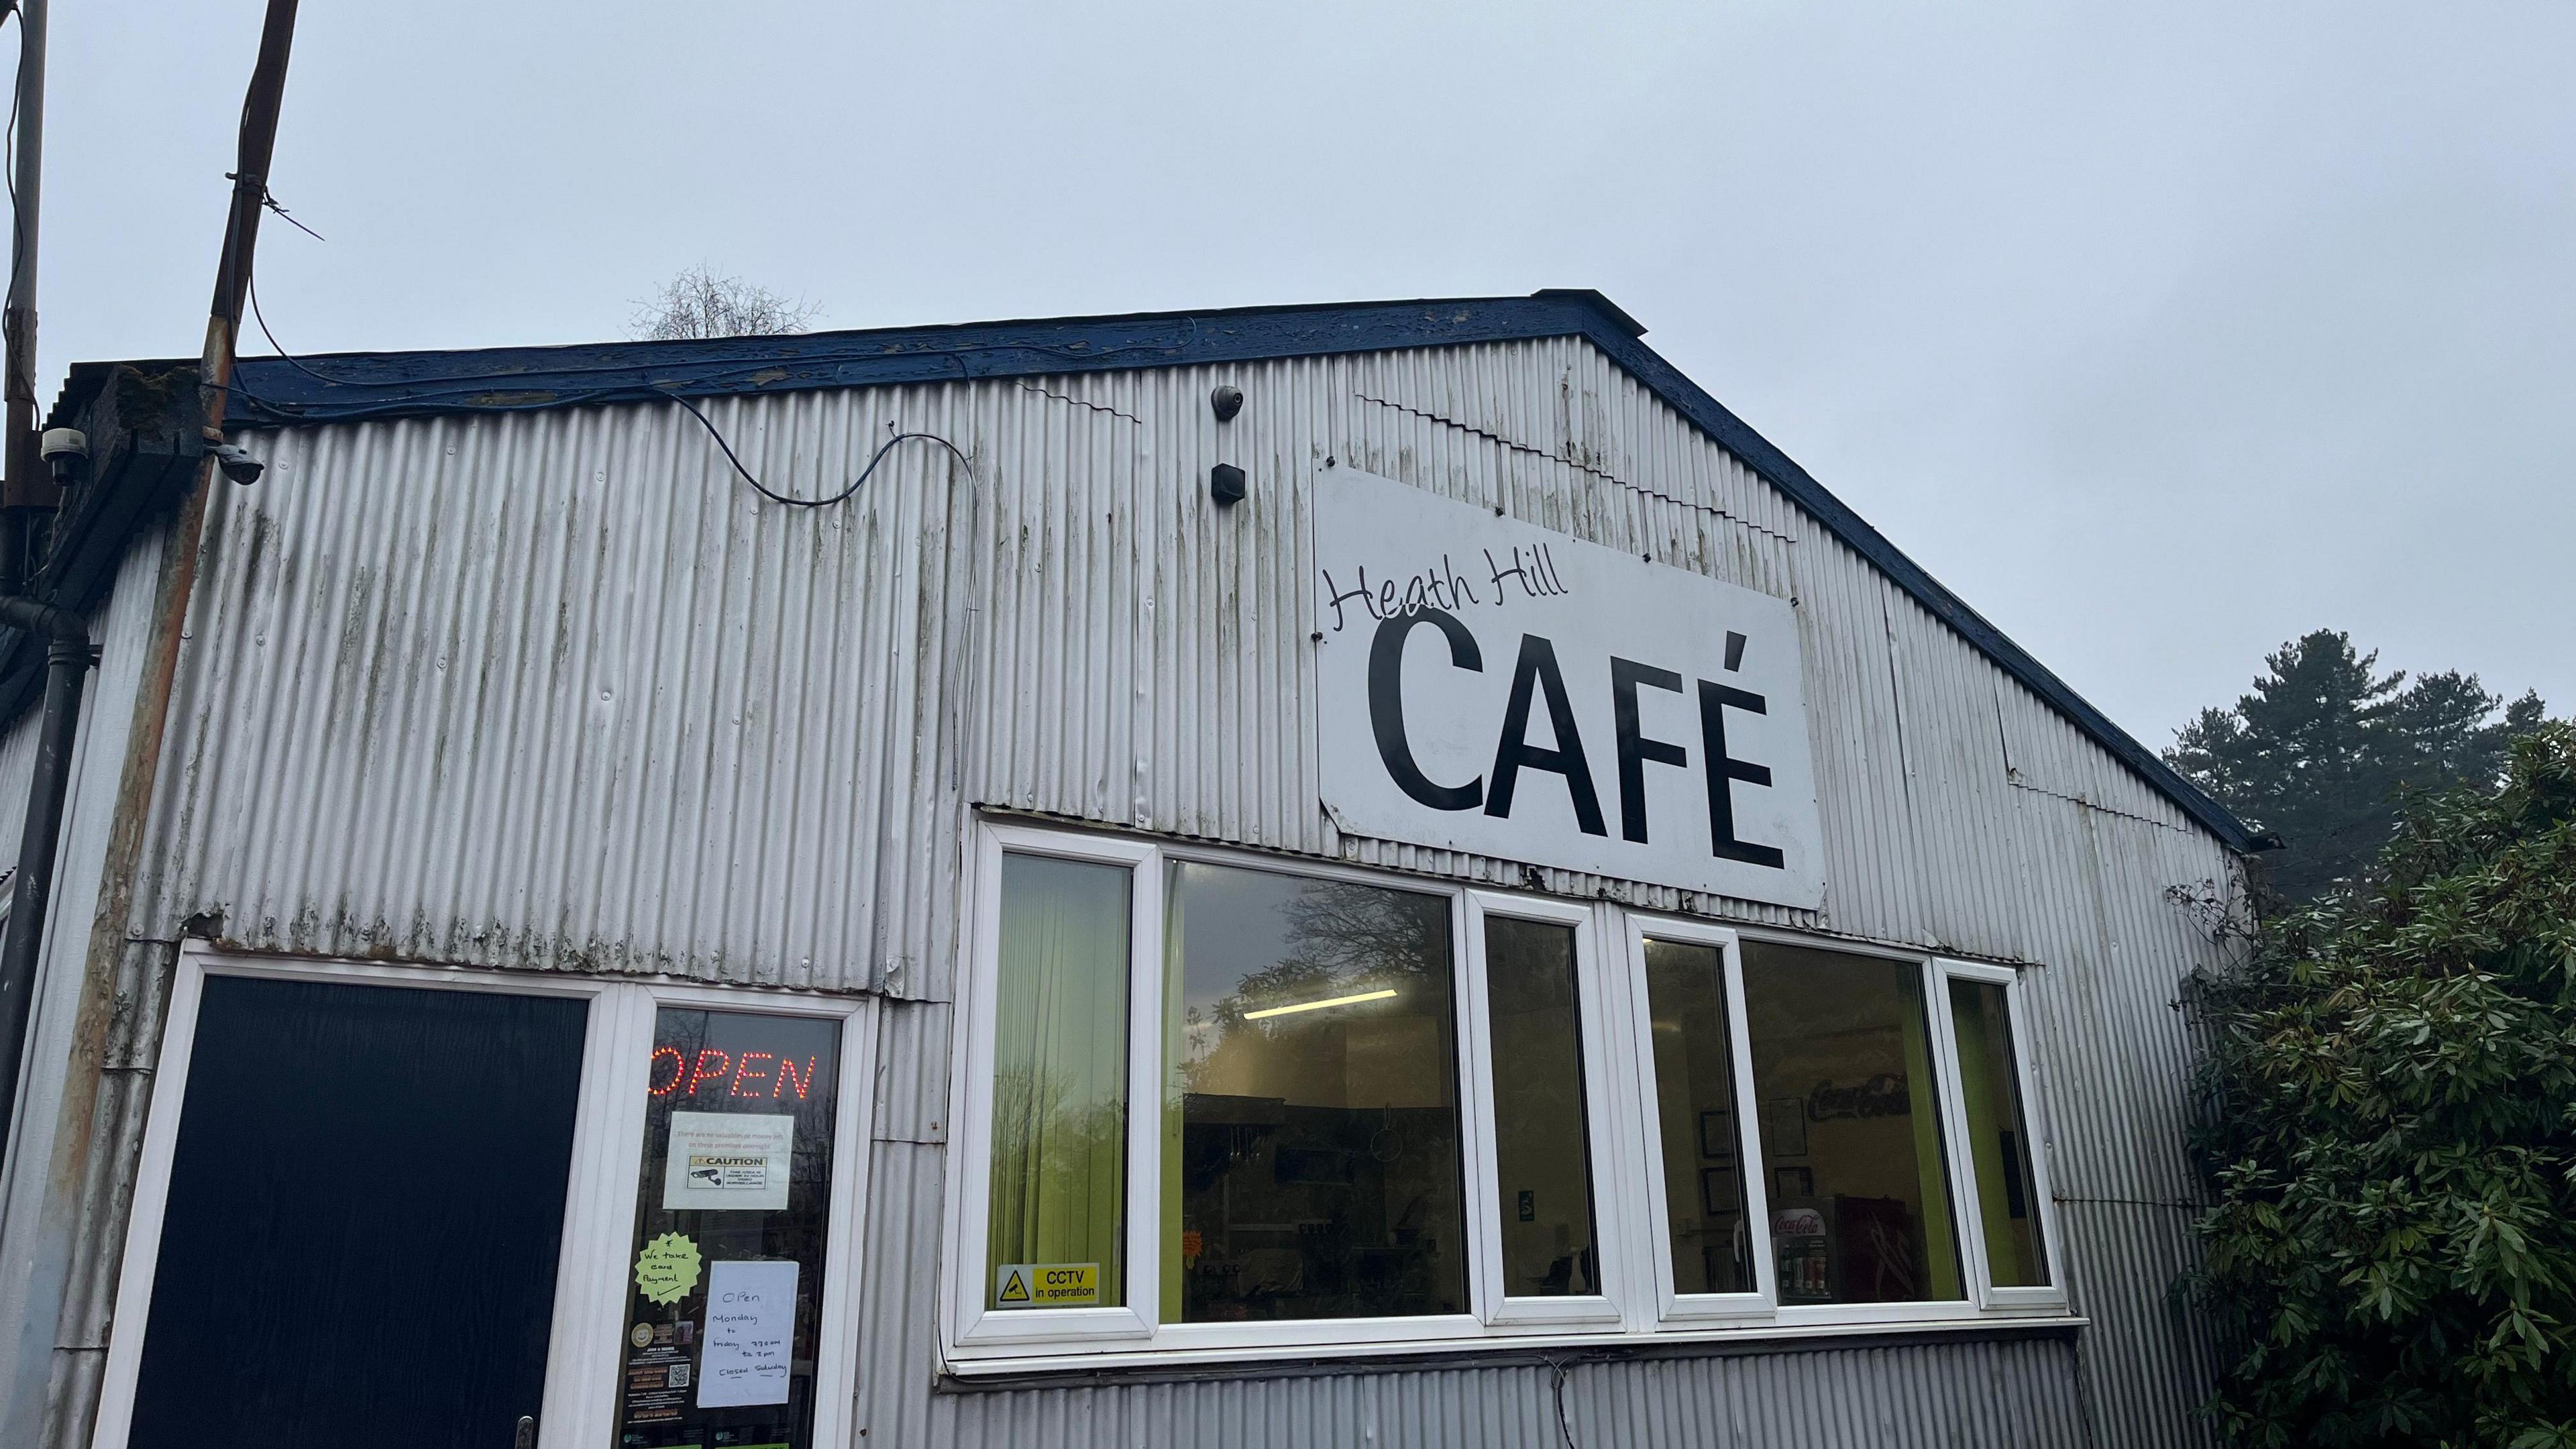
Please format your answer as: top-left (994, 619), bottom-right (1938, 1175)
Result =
top-left (629, 264), bottom-right (823, 341)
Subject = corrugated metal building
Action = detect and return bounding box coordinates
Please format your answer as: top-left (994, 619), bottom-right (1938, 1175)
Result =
top-left (0, 292), bottom-right (2253, 1449)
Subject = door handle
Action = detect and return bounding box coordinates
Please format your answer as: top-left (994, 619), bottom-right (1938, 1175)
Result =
top-left (513, 1414), bottom-right (537, 1449)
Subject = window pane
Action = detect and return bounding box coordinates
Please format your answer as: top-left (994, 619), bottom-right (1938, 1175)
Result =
top-left (1167, 861), bottom-right (1466, 1322)
top-left (1949, 979), bottom-right (2049, 1287)
top-left (1484, 918), bottom-right (1600, 1297)
top-left (1742, 943), bottom-right (1964, 1303)
top-left (1643, 938), bottom-right (1754, 1295)
top-left (614, 1008), bottom-right (841, 1449)
top-left (987, 853), bottom-right (1131, 1310)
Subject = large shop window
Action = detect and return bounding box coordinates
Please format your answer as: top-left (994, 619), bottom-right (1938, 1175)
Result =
top-left (951, 822), bottom-right (2070, 1366)
top-left (1739, 941), bottom-right (1962, 1305)
top-left (1168, 861), bottom-right (1468, 1322)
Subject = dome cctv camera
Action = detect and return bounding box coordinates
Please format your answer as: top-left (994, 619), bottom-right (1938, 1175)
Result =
top-left (39, 429), bottom-right (88, 488)
top-left (209, 442), bottom-right (264, 486)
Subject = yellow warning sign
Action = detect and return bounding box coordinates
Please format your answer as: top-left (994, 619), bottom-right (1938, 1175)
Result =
top-left (995, 1263), bottom-right (1099, 1307)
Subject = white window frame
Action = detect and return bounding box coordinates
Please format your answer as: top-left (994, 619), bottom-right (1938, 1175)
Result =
top-left (948, 822), bottom-right (1165, 1348)
top-left (1743, 930), bottom-right (1984, 1328)
top-left (91, 945), bottom-right (878, 1449)
top-left (1927, 957), bottom-right (2070, 1312)
top-left (947, 823), bottom-right (1503, 1363)
top-left (1460, 891), bottom-right (1627, 1330)
top-left (1144, 843), bottom-right (1487, 1356)
top-left (942, 818), bottom-right (2081, 1373)
top-left (1614, 913), bottom-right (1774, 1327)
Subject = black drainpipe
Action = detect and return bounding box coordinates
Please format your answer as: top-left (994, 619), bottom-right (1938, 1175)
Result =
top-left (0, 594), bottom-right (92, 1151)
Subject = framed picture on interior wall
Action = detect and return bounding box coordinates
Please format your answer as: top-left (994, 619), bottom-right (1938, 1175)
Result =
top-left (1773, 1165), bottom-right (1814, 1200)
top-left (1762, 1097), bottom-right (1807, 1157)
top-left (1699, 1166), bottom-right (1739, 1216)
top-left (1696, 1110), bottom-right (1733, 1163)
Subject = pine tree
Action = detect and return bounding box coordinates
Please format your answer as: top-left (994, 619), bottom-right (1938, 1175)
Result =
top-left (2167, 631), bottom-right (2548, 902)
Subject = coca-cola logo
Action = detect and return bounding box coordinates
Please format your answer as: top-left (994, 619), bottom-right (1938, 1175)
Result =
top-left (1807, 1073), bottom-right (1909, 1122)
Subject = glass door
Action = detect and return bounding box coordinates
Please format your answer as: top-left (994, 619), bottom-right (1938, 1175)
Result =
top-left (611, 1008), bottom-right (845, 1449)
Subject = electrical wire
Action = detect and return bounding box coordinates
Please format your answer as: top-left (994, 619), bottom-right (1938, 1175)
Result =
top-left (1541, 1355), bottom-right (1583, 1449)
top-left (238, 276), bottom-right (977, 510)
top-left (3, 3), bottom-right (23, 356)
top-left (227, 156), bottom-right (1008, 513)
top-left (247, 270), bottom-right (364, 389)
top-left (651, 388), bottom-right (973, 509)
top-left (209, 15), bottom-right (965, 524)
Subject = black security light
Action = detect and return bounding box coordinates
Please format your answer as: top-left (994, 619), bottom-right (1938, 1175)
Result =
top-left (1210, 463), bottom-right (1246, 506)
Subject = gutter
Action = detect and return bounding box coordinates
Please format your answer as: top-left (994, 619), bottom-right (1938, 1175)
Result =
top-left (0, 592), bottom-right (89, 1152)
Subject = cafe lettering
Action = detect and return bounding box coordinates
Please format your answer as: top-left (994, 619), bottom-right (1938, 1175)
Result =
top-left (1314, 464), bottom-right (1827, 907)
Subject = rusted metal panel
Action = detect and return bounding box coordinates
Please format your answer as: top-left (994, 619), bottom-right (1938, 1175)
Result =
top-left (0, 523), bottom-right (171, 1448)
top-left (42, 936), bottom-right (177, 1449)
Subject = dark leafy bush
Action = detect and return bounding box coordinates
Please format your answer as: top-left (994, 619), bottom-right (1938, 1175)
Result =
top-left (2190, 722), bottom-right (2576, 1448)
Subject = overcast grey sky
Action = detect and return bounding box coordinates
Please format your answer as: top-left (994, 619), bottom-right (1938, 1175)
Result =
top-left (34, 2), bottom-right (2573, 747)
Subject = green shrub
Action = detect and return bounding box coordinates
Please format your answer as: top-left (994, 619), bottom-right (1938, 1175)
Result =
top-left (2190, 722), bottom-right (2576, 1448)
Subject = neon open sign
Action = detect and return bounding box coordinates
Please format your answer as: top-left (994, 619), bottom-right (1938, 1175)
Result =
top-left (647, 1046), bottom-right (822, 1101)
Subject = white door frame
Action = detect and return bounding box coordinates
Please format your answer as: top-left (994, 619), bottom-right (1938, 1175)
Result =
top-left (89, 945), bottom-right (879, 1449)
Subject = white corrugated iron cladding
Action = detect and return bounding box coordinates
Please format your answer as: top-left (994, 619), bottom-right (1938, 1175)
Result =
top-left (0, 294), bottom-right (2249, 1447)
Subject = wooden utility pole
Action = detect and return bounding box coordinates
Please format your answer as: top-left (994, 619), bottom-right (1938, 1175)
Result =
top-left (1, 0), bottom-right (55, 592)
top-left (200, 0), bottom-right (303, 449)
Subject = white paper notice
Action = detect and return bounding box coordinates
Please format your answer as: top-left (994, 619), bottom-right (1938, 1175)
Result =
top-left (697, 1259), bottom-right (799, 1408)
top-left (661, 1112), bottom-right (794, 1212)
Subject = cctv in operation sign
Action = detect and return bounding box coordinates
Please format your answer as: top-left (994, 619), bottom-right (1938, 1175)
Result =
top-left (1313, 466), bottom-right (1824, 909)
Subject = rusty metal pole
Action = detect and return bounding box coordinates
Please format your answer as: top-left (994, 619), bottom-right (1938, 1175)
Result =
top-left (0, 0), bottom-right (55, 596)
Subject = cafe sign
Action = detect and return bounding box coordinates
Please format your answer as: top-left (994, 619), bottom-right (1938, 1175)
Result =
top-left (1313, 466), bottom-right (1824, 908)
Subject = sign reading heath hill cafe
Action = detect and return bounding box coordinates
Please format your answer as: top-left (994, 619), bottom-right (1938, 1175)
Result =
top-left (1313, 465), bottom-right (1824, 908)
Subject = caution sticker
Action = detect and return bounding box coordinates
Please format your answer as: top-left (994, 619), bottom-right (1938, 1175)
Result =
top-left (995, 1263), bottom-right (1099, 1307)
top-left (685, 1154), bottom-right (770, 1191)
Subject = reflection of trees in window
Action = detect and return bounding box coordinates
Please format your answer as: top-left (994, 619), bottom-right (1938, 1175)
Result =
top-left (1168, 866), bottom-right (1466, 1321)
top-left (1184, 880), bottom-right (1450, 1090)
top-left (989, 1065), bottom-right (1126, 1201)
top-left (1275, 880), bottom-right (1450, 977)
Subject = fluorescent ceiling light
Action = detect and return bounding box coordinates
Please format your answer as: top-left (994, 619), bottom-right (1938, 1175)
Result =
top-left (1241, 988), bottom-right (1397, 1021)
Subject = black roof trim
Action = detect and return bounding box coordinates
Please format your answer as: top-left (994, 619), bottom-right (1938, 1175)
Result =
top-left (52, 290), bottom-right (2255, 850)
